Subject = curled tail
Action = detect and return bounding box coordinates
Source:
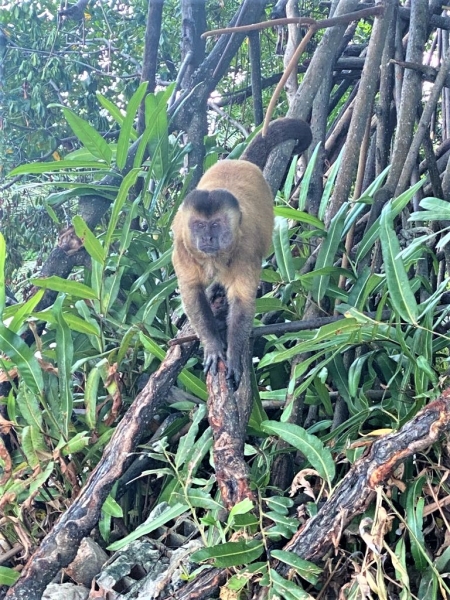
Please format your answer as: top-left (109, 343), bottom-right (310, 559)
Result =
top-left (241, 117), bottom-right (312, 170)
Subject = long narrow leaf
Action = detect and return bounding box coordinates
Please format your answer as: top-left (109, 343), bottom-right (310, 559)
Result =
top-left (318, 146), bottom-right (344, 221)
top-left (0, 324), bottom-right (43, 394)
top-left (72, 216), bottom-right (105, 264)
top-left (107, 503), bottom-right (188, 551)
top-left (380, 205), bottom-right (418, 324)
top-left (9, 289), bottom-right (45, 333)
top-left (52, 296), bottom-right (74, 437)
top-left (103, 169), bottom-right (140, 257)
top-left (261, 420), bottom-right (335, 487)
top-left (116, 81), bottom-right (148, 170)
top-left (31, 276), bottom-right (98, 300)
top-left (406, 476), bottom-right (427, 572)
top-left (312, 202), bottom-right (347, 303)
top-left (62, 108), bottom-right (112, 163)
top-left (410, 196), bottom-right (450, 221)
top-left (298, 142), bottom-right (320, 211)
top-left (0, 234), bottom-right (5, 316)
top-left (96, 93), bottom-right (136, 137)
top-left (274, 206), bottom-right (324, 230)
top-left (9, 160), bottom-right (109, 175)
top-left (273, 219), bottom-right (295, 282)
top-left (192, 539), bottom-right (265, 568)
top-left (356, 179), bottom-right (425, 263)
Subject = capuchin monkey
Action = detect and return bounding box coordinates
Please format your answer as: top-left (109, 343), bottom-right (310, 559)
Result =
top-left (172, 118), bottom-right (312, 389)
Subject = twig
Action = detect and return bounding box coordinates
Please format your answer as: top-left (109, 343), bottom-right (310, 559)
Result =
top-left (207, 100), bottom-right (249, 136)
top-left (169, 309), bottom-right (393, 347)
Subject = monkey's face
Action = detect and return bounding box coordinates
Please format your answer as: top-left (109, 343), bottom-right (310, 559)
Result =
top-left (189, 213), bottom-right (234, 255)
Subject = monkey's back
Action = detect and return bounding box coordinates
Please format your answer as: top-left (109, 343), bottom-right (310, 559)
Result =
top-left (197, 160), bottom-right (274, 260)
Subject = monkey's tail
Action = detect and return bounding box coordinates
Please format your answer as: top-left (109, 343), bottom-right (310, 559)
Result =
top-left (241, 117), bottom-right (312, 171)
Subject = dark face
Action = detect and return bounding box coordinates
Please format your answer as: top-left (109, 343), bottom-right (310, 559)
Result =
top-left (190, 214), bottom-right (234, 255)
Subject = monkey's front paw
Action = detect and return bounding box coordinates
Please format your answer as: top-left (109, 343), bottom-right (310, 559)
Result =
top-left (225, 356), bottom-right (242, 391)
top-left (203, 343), bottom-right (226, 376)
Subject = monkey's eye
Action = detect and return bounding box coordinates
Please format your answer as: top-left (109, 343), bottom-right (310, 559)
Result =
top-left (197, 222), bottom-right (205, 229)
top-left (211, 222), bottom-right (218, 229)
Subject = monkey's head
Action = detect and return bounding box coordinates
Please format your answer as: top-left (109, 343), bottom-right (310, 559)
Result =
top-left (182, 189), bottom-right (242, 256)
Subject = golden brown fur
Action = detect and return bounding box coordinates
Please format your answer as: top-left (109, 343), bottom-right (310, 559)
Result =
top-left (172, 118), bottom-right (312, 388)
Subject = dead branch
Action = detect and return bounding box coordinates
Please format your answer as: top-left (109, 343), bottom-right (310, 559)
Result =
top-left (280, 391), bottom-right (450, 566)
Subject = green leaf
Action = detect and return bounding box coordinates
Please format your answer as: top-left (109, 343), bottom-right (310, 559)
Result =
top-left (175, 404), bottom-right (207, 469)
top-left (273, 218), bottom-right (295, 282)
top-left (380, 204), bottom-right (418, 324)
top-left (59, 432), bottom-right (90, 455)
top-left (312, 202), bottom-right (347, 303)
top-left (0, 324), bottom-right (43, 394)
top-left (72, 216), bottom-right (105, 264)
top-left (393, 538), bottom-right (411, 600)
top-left (52, 295), bottom-right (74, 437)
top-left (29, 461), bottom-right (54, 496)
top-left (21, 425), bottom-right (45, 469)
top-left (139, 92), bottom-right (169, 174)
top-left (406, 476), bottom-right (427, 572)
top-left (172, 488), bottom-right (223, 512)
top-left (356, 179), bottom-right (425, 263)
top-left (274, 206), bottom-right (325, 230)
top-left (96, 92), bottom-right (134, 136)
top-left (107, 503), bottom-right (188, 551)
top-left (62, 107), bottom-right (112, 163)
top-left (410, 196), bottom-right (450, 221)
top-left (16, 385), bottom-right (43, 429)
top-left (264, 496), bottom-right (294, 514)
top-left (8, 290), bottom-right (45, 334)
top-left (259, 318), bottom-right (361, 367)
top-left (0, 234), bottom-right (6, 316)
top-left (191, 539), bottom-right (264, 568)
top-left (33, 310), bottom-right (100, 337)
top-left (84, 358), bottom-right (108, 430)
top-left (269, 568), bottom-right (312, 599)
top-left (140, 333), bottom-right (207, 400)
top-left (318, 146), bottom-right (344, 221)
top-left (228, 498), bottom-right (254, 520)
top-left (271, 550), bottom-right (321, 584)
top-left (9, 160), bottom-right (109, 176)
top-left (283, 154), bottom-right (299, 199)
top-left (255, 298), bottom-right (286, 313)
top-left (102, 495), bottom-right (124, 518)
top-left (298, 141), bottom-right (321, 211)
top-left (0, 566), bottom-right (20, 586)
top-left (116, 81), bottom-right (148, 170)
top-left (261, 420), bottom-right (335, 487)
top-left (31, 276), bottom-right (98, 300)
top-left (103, 168), bottom-right (140, 257)
top-left (46, 185), bottom-right (117, 207)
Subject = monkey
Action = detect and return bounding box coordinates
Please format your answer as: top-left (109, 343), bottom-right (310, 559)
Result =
top-left (172, 117), bottom-right (312, 389)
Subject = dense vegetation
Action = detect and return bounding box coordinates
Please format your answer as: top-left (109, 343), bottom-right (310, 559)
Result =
top-left (2, 1), bottom-right (450, 598)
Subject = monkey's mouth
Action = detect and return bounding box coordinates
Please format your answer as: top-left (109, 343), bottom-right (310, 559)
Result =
top-left (198, 243), bottom-right (220, 254)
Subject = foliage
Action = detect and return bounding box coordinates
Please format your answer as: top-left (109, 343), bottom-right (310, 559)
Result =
top-left (1, 91), bottom-right (449, 595)
top-left (2, 2), bottom-right (450, 598)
